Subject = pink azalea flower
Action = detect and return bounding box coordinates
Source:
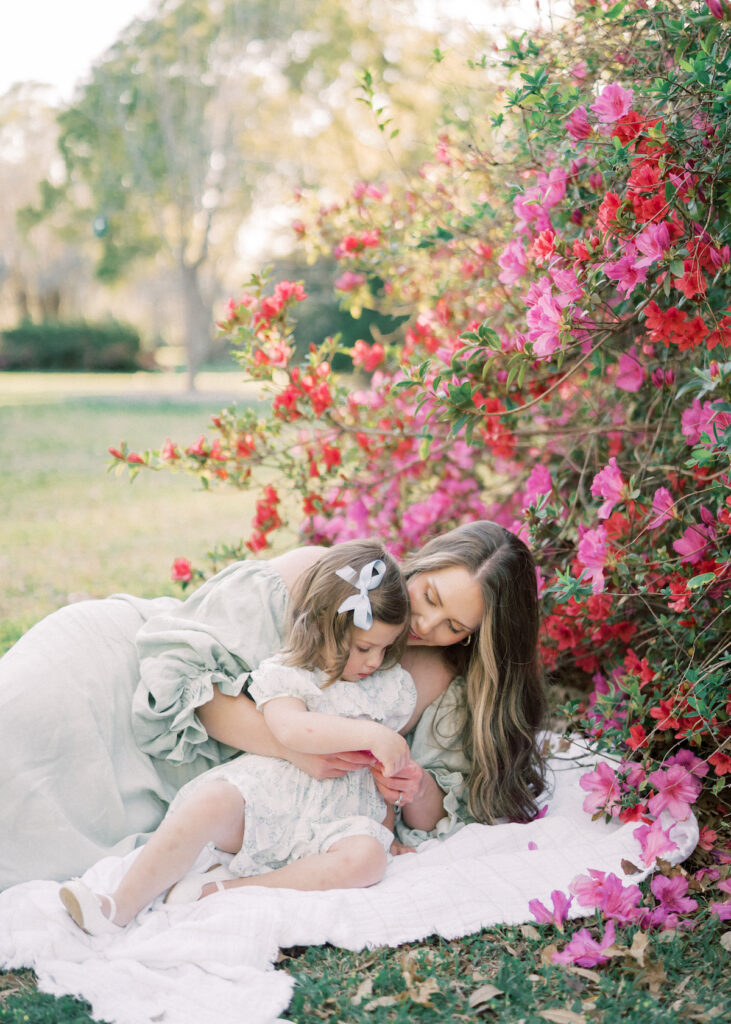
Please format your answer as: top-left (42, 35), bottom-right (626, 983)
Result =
top-left (634, 819), bottom-right (679, 866)
top-left (672, 523), bottom-right (715, 565)
top-left (529, 889), bottom-right (573, 929)
top-left (681, 398), bottom-right (731, 446)
top-left (665, 749), bottom-right (709, 779)
top-left (591, 457), bottom-right (626, 519)
top-left (553, 921), bottom-right (617, 967)
top-left (570, 870), bottom-right (642, 924)
top-left (648, 486), bottom-right (675, 528)
top-left (566, 105), bottom-right (592, 140)
top-left (525, 278), bottom-right (566, 358)
top-left (497, 240), bottom-right (528, 285)
top-left (634, 221), bottom-right (671, 268)
top-left (705, 0), bottom-right (729, 21)
top-left (605, 244), bottom-right (648, 295)
top-left (616, 347), bottom-right (645, 392)
top-left (647, 765), bottom-right (701, 821)
top-left (591, 83), bottom-right (634, 124)
top-left (710, 900), bottom-right (731, 921)
top-left (577, 524), bottom-right (608, 594)
top-left (334, 270), bottom-right (366, 292)
top-left (522, 465), bottom-right (553, 509)
top-left (651, 874), bottom-right (698, 914)
top-left (580, 761), bottom-right (621, 816)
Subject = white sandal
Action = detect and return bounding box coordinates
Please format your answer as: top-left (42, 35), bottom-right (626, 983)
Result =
top-left (59, 879), bottom-right (122, 936)
top-left (164, 863), bottom-right (234, 906)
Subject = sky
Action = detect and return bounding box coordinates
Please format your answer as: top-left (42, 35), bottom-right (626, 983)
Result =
top-left (0, 1), bottom-right (545, 101)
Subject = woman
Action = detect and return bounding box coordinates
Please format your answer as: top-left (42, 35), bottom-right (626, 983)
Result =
top-left (0, 521), bottom-right (547, 889)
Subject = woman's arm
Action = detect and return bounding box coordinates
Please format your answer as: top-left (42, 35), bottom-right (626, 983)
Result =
top-left (263, 696), bottom-right (411, 777)
top-left (399, 770), bottom-right (447, 831)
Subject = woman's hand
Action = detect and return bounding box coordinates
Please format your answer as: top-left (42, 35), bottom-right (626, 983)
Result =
top-left (285, 749), bottom-right (376, 780)
top-left (370, 758), bottom-right (424, 805)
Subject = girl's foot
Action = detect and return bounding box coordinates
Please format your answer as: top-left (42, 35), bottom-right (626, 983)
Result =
top-left (164, 864), bottom-right (234, 905)
top-left (59, 879), bottom-right (122, 936)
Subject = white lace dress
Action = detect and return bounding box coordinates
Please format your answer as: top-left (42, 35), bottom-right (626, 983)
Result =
top-left (167, 655), bottom-right (417, 876)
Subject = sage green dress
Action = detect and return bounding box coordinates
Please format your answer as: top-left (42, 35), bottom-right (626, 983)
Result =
top-left (0, 559), bottom-right (469, 889)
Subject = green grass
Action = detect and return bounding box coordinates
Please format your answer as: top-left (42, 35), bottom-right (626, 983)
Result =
top-left (1, 374), bottom-right (729, 1024)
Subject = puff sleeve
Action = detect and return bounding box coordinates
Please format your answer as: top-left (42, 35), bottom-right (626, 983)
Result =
top-left (396, 676), bottom-right (475, 847)
top-left (132, 561), bottom-right (289, 765)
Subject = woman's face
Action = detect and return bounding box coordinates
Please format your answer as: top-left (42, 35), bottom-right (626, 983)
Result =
top-left (407, 566), bottom-right (483, 647)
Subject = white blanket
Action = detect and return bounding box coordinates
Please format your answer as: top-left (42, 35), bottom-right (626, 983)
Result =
top-left (0, 741), bottom-right (697, 1024)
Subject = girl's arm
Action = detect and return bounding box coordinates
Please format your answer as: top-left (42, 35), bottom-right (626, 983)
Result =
top-left (197, 691), bottom-right (375, 778)
top-left (263, 696), bottom-right (411, 778)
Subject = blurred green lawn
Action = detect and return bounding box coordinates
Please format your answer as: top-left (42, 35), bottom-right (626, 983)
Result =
top-left (0, 372), bottom-right (282, 649)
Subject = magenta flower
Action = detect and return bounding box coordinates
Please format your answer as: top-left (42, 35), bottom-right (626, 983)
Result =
top-left (605, 245), bottom-right (648, 295)
top-left (705, 0), bottom-right (729, 21)
top-left (616, 347), bottom-right (645, 392)
top-left (580, 761), bottom-right (621, 816)
top-left (591, 457), bottom-right (626, 519)
top-left (570, 870), bottom-right (642, 924)
top-left (566, 105), bottom-right (592, 140)
top-left (665, 749), bottom-right (709, 779)
top-left (681, 398), bottom-right (731, 446)
top-left (651, 874), bottom-right (698, 914)
top-left (672, 522), bottom-right (715, 565)
top-left (525, 278), bottom-right (566, 358)
top-left (634, 221), bottom-right (671, 268)
top-left (497, 240), bottom-right (528, 285)
top-left (334, 270), bottom-right (366, 292)
top-left (647, 765), bottom-right (701, 821)
top-left (711, 900), bottom-right (731, 921)
top-left (522, 465), bottom-right (553, 510)
top-left (634, 819), bottom-right (679, 866)
top-left (648, 486), bottom-right (675, 529)
top-left (590, 83), bottom-right (634, 124)
top-left (553, 920), bottom-right (617, 968)
top-left (577, 524), bottom-right (608, 594)
top-left (529, 889), bottom-right (573, 929)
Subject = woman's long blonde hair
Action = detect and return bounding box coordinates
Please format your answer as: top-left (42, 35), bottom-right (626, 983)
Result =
top-left (405, 521), bottom-right (547, 823)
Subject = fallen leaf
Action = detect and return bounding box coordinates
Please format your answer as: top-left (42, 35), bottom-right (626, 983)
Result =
top-left (538, 1008), bottom-right (587, 1024)
top-left (568, 966), bottom-right (601, 983)
top-left (540, 942), bottom-right (559, 967)
top-left (720, 932), bottom-right (731, 952)
top-left (627, 930), bottom-right (649, 966)
top-left (468, 983), bottom-right (504, 1009)
top-left (621, 858), bottom-right (642, 875)
top-left (642, 962), bottom-right (667, 998)
top-left (527, 973), bottom-right (543, 982)
top-left (504, 943), bottom-right (519, 957)
top-left (406, 977), bottom-right (440, 1006)
top-left (673, 975), bottom-right (693, 996)
top-left (363, 995), bottom-right (400, 1011)
top-left (351, 978), bottom-right (373, 1006)
top-left (520, 924), bottom-right (541, 941)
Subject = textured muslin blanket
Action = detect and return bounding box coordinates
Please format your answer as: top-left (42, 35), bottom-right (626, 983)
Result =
top-left (0, 739), bottom-right (697, 1024)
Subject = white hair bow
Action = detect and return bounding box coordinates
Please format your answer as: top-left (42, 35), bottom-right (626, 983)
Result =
top-left (335, 559), bottom-right (386, 629)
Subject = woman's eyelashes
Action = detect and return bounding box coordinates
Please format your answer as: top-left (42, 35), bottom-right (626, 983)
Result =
top-left (425, 587), bottom-right (462, 635)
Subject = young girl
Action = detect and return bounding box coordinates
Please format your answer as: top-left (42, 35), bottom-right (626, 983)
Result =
top-left (59, 541), bottom-right (419, 935)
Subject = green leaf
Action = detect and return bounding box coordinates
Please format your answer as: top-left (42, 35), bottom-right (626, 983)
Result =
top-left (687, 572), bottom-right (716, 590)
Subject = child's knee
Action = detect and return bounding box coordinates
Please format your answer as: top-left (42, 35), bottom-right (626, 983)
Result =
top-left (328, 836), bottom-right (387, 888)
top-left (182, 780), bottom-right (244, 822)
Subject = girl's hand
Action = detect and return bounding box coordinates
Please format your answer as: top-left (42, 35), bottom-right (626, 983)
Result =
top-left (368, 727), bottom-right (411, 778)
top-left (285, 749), bottom-right (376, 780)
top-left (370, 758), bottom-right (423, 805)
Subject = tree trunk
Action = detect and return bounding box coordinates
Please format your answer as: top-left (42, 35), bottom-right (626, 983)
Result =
top-left (179, 260), bottom-right (212, 392)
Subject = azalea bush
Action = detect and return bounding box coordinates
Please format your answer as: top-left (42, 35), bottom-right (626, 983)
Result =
top-left (113, 0), bottom-right (731, 960)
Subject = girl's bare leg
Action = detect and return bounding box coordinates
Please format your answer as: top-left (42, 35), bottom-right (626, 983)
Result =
top-left (199, 834), bottom-right (387, 898)
top-left (104, 781), bottom-right (245, 925)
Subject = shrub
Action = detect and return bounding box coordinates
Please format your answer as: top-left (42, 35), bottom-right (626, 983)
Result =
top-left (0, 320), bottom-right (142, 371)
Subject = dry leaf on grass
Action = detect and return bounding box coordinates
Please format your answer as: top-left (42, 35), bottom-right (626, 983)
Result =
top-left (538, 1007), bottom-right (587, 1024)
top-left (468, 983), bottom-right (504, 1010)
top-left (621, 858), bottom-right (642, 875)
top-left (350, 978), bottom-right (374, 1006)
top-left (405, 976), bottom-right (440, 1006)
top-left (363, 995), bottom-right (400, 1011)
top-left (520, 924), bottom-right (541, 941)
top-left (567, 966), bottom-right (601, 983)
top-left (720, 932), bottom-right (731, 952)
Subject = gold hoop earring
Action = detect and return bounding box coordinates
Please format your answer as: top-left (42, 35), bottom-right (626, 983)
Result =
top-left (461, 634), bottom-right (472, 647)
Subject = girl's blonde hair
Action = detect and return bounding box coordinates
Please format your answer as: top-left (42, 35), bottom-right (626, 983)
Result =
top-left (284, 540), bottom-right (410, 684)
top-left (404, 521), bottom-right (547, 824)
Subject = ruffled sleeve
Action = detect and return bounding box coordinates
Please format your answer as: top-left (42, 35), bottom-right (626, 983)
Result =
top-left (396, 676), bottom-right (475, 847)
top-left (132, 560), bottom-right (288, 765)
top-left (248, 658), bottom-right (323, 708)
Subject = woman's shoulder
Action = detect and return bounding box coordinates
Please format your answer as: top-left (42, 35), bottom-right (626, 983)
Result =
top-left (268, 546), bottom-right (327, 592)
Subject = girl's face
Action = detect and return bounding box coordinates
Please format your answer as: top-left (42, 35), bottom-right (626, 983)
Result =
top-left (407, 566), bottom-right (483, 647)
top-left (341, 621), bottom-right (405, 682)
